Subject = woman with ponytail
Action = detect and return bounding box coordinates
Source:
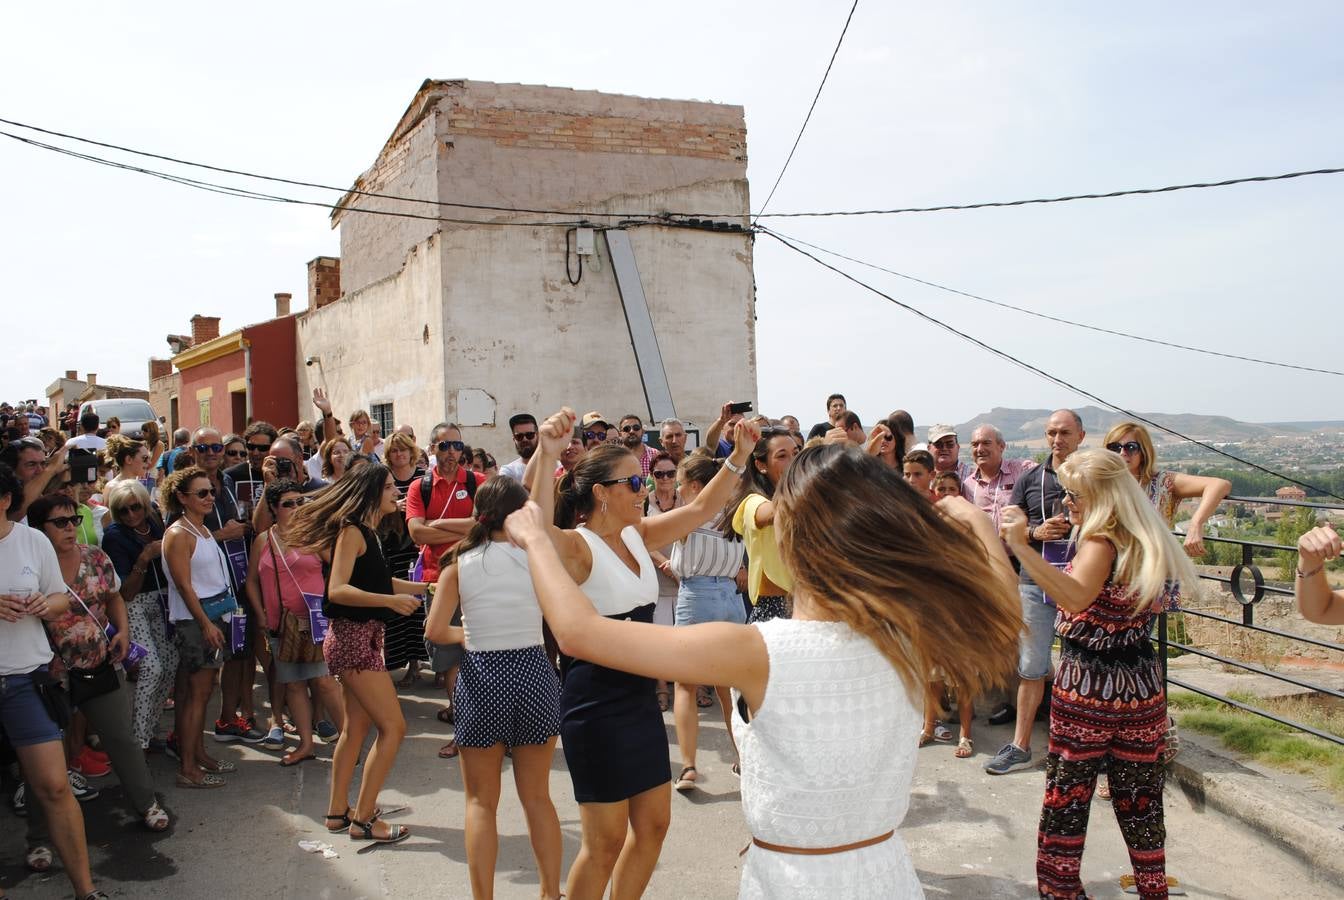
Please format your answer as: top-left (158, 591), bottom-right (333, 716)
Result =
top-left (528, 407), bottom-right (759, 900)
top-left (423, 476), bottom-right (562, 900)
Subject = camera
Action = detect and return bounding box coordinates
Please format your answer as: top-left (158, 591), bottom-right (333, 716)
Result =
top-left (276, 457), bottom-right (294, 477)
top-left (67, 449), bottom-right (99, 485)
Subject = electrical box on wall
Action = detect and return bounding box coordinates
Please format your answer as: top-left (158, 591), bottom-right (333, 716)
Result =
top-left (575, 227), bottom-right (595, 256)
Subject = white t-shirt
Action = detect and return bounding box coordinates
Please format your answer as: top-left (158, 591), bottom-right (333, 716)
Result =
top-left (65, 434), bottom-right (107, 452)
top-left (0, 524), bottom-right (67, 676)
top-left (499, 457), bottom-right (527, 482)
top-left (305, 454), bottom-right (324, 483)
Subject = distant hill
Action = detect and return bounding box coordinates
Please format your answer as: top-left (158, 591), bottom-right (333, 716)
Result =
top-left (954, 407), bottom-right (1344, 445)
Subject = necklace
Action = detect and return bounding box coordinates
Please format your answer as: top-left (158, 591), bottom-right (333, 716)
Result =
top-left (133, 522), bottom-right (152, 537)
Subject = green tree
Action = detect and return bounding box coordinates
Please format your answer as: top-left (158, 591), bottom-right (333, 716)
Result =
top-left (1275, 507), bottom-right (1319, 580)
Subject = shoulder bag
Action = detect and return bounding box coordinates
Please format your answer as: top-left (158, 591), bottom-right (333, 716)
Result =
top-left (270, 532), bottom-right (326, 665)
top-left (62, 590), bottom-right (121, 707)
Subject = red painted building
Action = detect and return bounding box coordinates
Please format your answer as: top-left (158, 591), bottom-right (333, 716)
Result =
top-left (172, 296), bottom-right (299, 435)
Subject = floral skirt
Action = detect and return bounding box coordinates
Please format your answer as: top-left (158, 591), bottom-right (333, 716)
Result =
top-left (323, 618), bottom-right (386, 676)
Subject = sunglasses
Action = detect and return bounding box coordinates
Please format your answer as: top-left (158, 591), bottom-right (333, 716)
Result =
top-left (46, 515), bottom-right (82, 530)
top-left (180, 487), bottom-right (217, 499)
top-left (619, 424), bottom-right (642, 434)
top-left (583, 430), bottom-right (607, 442)
top-left (194, 443), bottom-right (224, 454)
top-left (1063, 489), bottom-right (1081, 504)
top-left (598, 475), bottom-right (646, 492)
top-left (436, 439), bottom-right (466, 452)
top-left (1105, 441), bottom-right (1143, 456)
top-left (277, 497), bottom-right (309, 510)
top-left (247, 442), bottom-right (272, 452)
top-left (512, 431), bottom-right (537, 442)
top-left (122, 502), bottom-right (145, 514)
top-left (931, 437), bottom-right (958, 450)
top-left (224, 449), bottom-right (247, 458)
top-left (651, 470), bottom-right (676, 480)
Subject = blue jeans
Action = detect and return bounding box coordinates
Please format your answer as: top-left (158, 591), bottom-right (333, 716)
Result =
top-left (1018, 583), bottom-right (1058, 680)
top-left (675, 576), bottom-right (747, 626)
top-left (0, 669), bottom-right (63, 748)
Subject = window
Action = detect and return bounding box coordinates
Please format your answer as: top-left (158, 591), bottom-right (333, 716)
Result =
top-left (370, 402), bottom-right (394, 436)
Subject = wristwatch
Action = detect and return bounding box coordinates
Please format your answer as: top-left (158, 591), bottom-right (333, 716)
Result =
top-left (723, 458), bottom-right (745, 475)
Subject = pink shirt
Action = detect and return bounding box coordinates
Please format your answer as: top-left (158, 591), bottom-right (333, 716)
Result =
top-left (965, 457), bottom-right (1038, 531)
top-left (257, 535), bottom-right (324, 631)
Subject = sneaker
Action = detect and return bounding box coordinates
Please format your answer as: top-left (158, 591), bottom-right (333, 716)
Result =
top-left (984, 743), bottom-right (1033, 776)
top-left (259, 726), bottom-right (286, 751)
top-left (315, 720), bottom-right (340, 744)
top-left (84, 746), bottom-right (110, 764)
top-left (12, 781), bottom-right (26, 817)
top-left (67, 769), bottom-right (100, 802)
top-left (164, 733), bottom-right (181, 761)
top-left (70, 747), bottom-right (112, 777)
top-left (214, 716), bottom-right (265, 744)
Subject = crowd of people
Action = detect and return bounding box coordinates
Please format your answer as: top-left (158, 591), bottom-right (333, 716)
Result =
top-left (2, 386), bottom-right (1339, 900)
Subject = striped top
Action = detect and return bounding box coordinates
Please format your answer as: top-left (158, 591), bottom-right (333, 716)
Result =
top-left (671, 524), bottom-right (741, 579)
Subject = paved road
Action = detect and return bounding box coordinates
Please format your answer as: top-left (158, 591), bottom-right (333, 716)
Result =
top-left (1, 682), bottom-right (1336, 898)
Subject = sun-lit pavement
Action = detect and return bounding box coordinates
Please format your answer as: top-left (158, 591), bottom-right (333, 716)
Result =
top-left (1, 681), bottom-right (1336, 899)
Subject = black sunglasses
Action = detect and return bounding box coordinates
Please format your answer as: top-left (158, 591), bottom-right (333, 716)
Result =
top-left (512, 431), bottom-right (537, 442)
top-left (931, 437), bottom-right (958, 449)
top-left (180, 486), bottom-right (216, 499)
top-left (224, 449), bottom-right (246, 458)
top-left (277, 497), bottom-right (308, 509)
top-left (597, 475), bottom-right (646, 492)
top-left (247, 442), bottom-right (272, 453)
top-left (122, 502), bottom-right (145, 514)
top-left (583, 430), bottom-right (607, 442)
top-left (1063, 489), bottom-right (1082, 504)
top-left (619, 424), bottom-right (642, 433)
top-left (651, 470), bottom-right (676, 480)
top-left (1105, 441), bottom-right (1143, 456)
top-left (46, 515), bottom-right (82, 530)
top-left (436, 439), bottom-right (466, 452)
top-left (193, 443), bottom-right (224, 454)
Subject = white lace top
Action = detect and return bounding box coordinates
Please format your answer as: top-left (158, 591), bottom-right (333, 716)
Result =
top-left (733, 618), bottom-right (924, 899)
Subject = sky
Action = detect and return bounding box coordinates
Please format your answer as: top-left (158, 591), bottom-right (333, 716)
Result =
top-left (3, 1), bottom-right (1342, 430)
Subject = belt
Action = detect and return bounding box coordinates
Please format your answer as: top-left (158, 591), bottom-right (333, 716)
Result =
top-left (740, 829), bottom-right (894, 857)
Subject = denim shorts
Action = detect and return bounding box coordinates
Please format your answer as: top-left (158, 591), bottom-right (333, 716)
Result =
top-left (675, 576), bottom-right (748, 627)
top-left (0, 670), bottom-right (63, 748)
top-left (1018, 583), bottom-right (1059, 680)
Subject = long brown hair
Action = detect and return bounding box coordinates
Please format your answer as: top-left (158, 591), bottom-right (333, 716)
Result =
top-left (440, 476), bottom-right (530, 568)
top-left (719, 428), bottom-right (795, 538)
top-left (287, 463), bottom-right (391, 555)
top-left (775, 444), bottom-right (1021, 696)
top-left (555, 444), bottom-right (635, 528)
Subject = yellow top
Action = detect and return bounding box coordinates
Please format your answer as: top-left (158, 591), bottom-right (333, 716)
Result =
top-left (732, 493), bottom-right (794, 603)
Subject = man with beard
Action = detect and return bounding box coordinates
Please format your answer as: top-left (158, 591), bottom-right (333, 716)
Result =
top-left (616, 414), bottom-right (660, 476)
top-left (499, 413), bottom-right (539, 482)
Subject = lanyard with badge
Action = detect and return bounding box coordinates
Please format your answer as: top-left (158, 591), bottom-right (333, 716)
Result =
top-left (1038, 466), bottom-right (1076, 600)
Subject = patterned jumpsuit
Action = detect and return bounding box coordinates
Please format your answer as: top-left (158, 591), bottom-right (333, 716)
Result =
top-left (1037, 568), bottom-right (1170, 900)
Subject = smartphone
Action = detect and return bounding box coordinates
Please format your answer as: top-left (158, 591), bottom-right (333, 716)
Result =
top-left (728, 401), bottom-right (753, 415)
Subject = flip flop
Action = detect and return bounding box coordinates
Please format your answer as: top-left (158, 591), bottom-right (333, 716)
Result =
top-left (438, 740), bottom-right (459, 759)
top-left (674, 766), bottom-right (698, 791)
top-left (696, 688), bottom-right (713, 708)
top-left (656, 690), bottom-right (671, 712)
top-left (25, 844), bottom-right (52, 872)
top-left (436, 707), bottom-right (453, 725)
top-left (280, 752), bottom-right (317, 767)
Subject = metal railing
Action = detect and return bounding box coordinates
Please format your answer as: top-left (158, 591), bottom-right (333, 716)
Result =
top-left (1156, 494), bottom-right (1344, 747)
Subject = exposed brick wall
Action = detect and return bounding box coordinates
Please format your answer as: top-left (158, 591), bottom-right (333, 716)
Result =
top-left (148, 358), bottom-right (173, 380)
top-left (444, 106), bottom-right (746, 162)
top-left (307, 256), bottom-right (342, 309)
top-left (191, 315), bottom-right (221, 345)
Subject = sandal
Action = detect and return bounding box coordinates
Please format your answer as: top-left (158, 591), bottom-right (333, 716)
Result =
top-left (932, 723), bottom-right (953, 742)
top-left (1097, 781), bottom-right (1112, 801)
top-left (326, 805), bottom-right (384, 832)
top-left (436, 707), bottom-right (453, 725)
top-left (350, 815), bottom-right (410, 844)
top-left (77, 892), bottom-right (111, 900)
top-left (674, 766), bottom-right (698, 791)
top-left (176, 772), bottom-right (225, 789)
top-left (696, 687), bottom-right (713, 709)
top-left (918, 730), bottom-right (934, 748)
top-left (955, 737), bottom-right (974, 758)
top-left (438, 740), bottom-right (460, 759)
top-left (656, 690), bottom-right (671, 712)
top-left (25, 844), bottom-right (53, 872)
top-left (143, 800), bottom-right (170, 831)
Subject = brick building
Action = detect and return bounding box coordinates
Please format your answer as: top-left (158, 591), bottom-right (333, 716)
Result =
top-left (294, 79), bottom-right (755, 459)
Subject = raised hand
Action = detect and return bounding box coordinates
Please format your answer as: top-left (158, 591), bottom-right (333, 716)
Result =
top-left (538, 408), bottom-right (577, 458)
top-left (1000, 505), bottom-right (1030, 549)
top-left (312, 387), bottom-right (332, 416)
top-left (729, 418), bottom-right (762, 465)
top-left (1298, 524), bottom-right (1342, 571)
top-left (866, 423), bottom-right (892, 456)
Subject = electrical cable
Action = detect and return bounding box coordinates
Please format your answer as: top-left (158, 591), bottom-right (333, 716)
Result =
top-left (752, 0), bottom-right (859, 223)
top-left (564, 228), bottom-right (583, 285)
top-left (4, 115), bottom-right (1338, 221)
top-left (760, 227), bottom-right (1344, 502)
top-left (767, 228), bottom-right (1344, 377)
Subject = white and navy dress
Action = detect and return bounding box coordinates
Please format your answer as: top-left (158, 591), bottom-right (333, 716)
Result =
top-left (561, 526), bottom-right (666, 803)
top-left (453, 541), bottom-right (562, 749)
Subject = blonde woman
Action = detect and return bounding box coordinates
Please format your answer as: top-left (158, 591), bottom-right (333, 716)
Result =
top-left (1002, 449), bottom-right (1200, 900)
top-left (1101, 422), bottom-right (1231, 557)
top-left (505, 440), bottom-right (1020, 899)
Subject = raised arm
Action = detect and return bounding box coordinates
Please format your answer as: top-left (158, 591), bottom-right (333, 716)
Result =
top-left (506, 501), bottom-right (768, 710)
top-left (1169, 472), bottom-right (1232, 556)
top-left (1296, 524), bottom-right (1344, 624)
top-left (1001, 506), bottom-right (1114, 614)
top-left (529, 409), bottom-right (594, 576)
top-left (702, 402), bottom-right (733, 456)
top-left (638, 418), bottom-right (759, 550)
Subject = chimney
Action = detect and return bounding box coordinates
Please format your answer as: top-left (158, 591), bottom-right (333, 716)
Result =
top-left (190, 315), bottom-right (221, 345)
top-left (307, 256), bottom-right (342, 310)
top-left (86, 373), bottom-right (97, 386)
top-left (148, 358), bottom-right (174, 380)
top-left (274, 292), bottom-right (292, 318)
top-left (65, 370), bottom-right (77, 380)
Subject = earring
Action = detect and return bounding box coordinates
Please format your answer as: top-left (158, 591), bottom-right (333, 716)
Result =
top-left (601, 501), bottom-right (608, 514)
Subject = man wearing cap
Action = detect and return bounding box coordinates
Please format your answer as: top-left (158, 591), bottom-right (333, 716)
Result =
top-left (927, 424), bottom-right (974, 500)
top-left (499, 413), bottom-right (539, 483)
top-left (580, 411), bottom-right (611, 450)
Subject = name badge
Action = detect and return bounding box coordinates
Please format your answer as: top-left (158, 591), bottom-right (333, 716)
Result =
top-left (455, 490), bottom-right (468, 500)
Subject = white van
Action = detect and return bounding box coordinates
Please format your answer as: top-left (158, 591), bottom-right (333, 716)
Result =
top-left (77, 398), bottom-right (159, 438)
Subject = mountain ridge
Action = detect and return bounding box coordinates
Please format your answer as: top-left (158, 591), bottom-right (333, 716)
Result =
top-left (952, 407), bottom-right (1344, 444)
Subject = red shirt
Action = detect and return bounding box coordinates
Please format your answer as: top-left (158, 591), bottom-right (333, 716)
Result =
top-left (403, 464), bottom-right (484, 581)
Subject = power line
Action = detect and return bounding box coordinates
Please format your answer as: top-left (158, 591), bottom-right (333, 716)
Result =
top-left (760, 227), bottom-right (1344, 502)
top-left (752, 0), bottom-right (860, 223)
top-left (767, 228), bottom-right (1344, 377)
top-left (5, 115), bottom-right (1337, 221)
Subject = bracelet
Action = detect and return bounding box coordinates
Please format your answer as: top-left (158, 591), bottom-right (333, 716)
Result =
top-left (723, 458), bottom-right (745, 475)
top-left (1296, 564), bottom-right (1324, 579)
top-left (130, 565), bottom-right (146, 576)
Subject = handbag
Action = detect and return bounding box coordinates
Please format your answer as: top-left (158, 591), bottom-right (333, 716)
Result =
top-left (199, 589), bottom-right (238, 622)
top-left (30, 668), bottom-right (72, 730)
top-left (270, 532), bottom-right (326, 665)
top-left (62, 590), bottom-right (121, 708)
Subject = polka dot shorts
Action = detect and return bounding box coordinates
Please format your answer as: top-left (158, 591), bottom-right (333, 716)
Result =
top-left (453, 645), bottom-right (561, 749)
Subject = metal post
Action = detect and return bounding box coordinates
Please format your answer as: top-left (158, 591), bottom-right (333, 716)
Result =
top-left (1158, 611), bottom-right (1168, 683)
top-left (602, 229), bottom-right (677, 424)
top-left (1241, 543), bottom-right (1255, 627)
